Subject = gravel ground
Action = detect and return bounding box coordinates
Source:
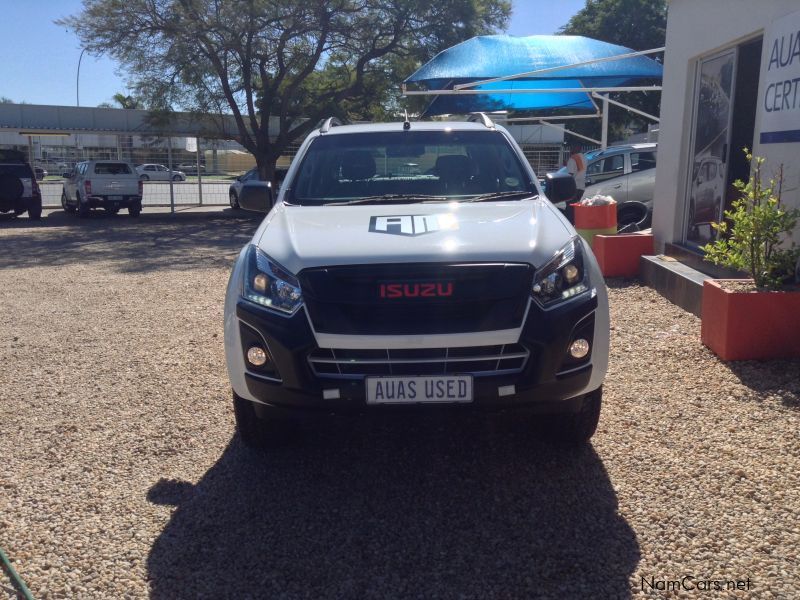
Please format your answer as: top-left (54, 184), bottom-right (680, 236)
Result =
top-left (1, 210), bottom-right (798, 599)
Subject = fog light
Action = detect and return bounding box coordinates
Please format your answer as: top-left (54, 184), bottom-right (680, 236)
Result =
top-left (247, 346), bottom-right (269, 366)
top-left (569, 338), bottom-right (590, 359)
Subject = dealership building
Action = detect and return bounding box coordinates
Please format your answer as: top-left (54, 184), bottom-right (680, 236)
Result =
top-left (653, 0), bottom-right (800, 263)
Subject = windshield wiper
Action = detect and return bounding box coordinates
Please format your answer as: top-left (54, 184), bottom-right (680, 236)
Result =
top-left (464, 191), bottom-right (539, 203)
top-left (324, 194), bottom-right (449, 206)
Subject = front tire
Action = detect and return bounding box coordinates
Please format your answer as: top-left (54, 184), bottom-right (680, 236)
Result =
top-left (128, 202), bottom-right (142, 217)
top-left (548, 387), bottom-right (602, 445)
top-left (229, 190), bottom-right (240, 209)
top-left (172, 174), bottom-right (183, 182)
top-left (233, 392), bottom-right (293, 449)
top-left (61, 192), bottom-right (76, 214)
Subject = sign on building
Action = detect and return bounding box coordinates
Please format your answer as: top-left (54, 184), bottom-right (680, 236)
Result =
top-left (760, 9), bottom-right (800, 143)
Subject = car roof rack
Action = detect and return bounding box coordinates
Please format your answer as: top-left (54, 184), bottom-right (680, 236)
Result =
top-left (467, 112), bottom-right (495, 129)
top-left (319, 117), bottom-right (344, 134)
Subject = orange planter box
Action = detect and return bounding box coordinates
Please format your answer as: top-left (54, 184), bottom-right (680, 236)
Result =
top-left (571, 203), bottom-right (617, 230)
top-left (701, 279), bottom-right (800, 361)
top-left (593, 233), bottom-right (654, 277)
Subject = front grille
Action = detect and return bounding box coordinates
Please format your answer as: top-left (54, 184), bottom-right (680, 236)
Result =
top-left (299, 263), bottom-right (533, 335)
top-left (308, 344), bottom-right (529, 380)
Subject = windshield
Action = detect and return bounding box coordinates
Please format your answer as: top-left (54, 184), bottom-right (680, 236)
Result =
top-left (289, 130), bottom-right (536, 205)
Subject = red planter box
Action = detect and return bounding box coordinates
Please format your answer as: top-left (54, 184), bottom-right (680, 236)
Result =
top-left (701, 279), bottom-right (800, 361)
top-left (571, 203), bottom-right (617, 229)
top-left (592, 233), bottom-right (654, 277)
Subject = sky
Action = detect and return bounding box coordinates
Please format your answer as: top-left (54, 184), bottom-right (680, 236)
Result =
top-left (0, 0), bottom-right (585, 108)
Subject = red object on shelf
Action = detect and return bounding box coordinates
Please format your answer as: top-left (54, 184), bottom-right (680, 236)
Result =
top-left (701, 279), bottom-right (800, 361)
top-left (593, 233), bottom-right (654, 277)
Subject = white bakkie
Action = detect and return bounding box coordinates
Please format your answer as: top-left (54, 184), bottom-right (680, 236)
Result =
top-left (224, 116), bottom-right (609, 448)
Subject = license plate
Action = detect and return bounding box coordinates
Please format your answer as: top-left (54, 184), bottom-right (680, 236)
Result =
top-left (109, 195), bottom-right (123, 202)
top-left (366, 375), bottom-right (473, 404)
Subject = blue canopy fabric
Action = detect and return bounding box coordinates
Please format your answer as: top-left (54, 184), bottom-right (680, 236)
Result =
top-left (405, 35), bottom-right (663, 116)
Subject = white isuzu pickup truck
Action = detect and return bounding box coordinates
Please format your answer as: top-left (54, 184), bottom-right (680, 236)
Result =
top-left (224, 116), bottom-right (609, 447)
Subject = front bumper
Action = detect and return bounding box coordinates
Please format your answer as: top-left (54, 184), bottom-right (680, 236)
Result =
top-left (231, 291), bottom-right (601, 418)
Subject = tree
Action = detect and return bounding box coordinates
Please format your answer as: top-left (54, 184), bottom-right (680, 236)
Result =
top-left (559, 0), bottom-right (667, 142)
top-left (59, 0), bottom-right (509, 182)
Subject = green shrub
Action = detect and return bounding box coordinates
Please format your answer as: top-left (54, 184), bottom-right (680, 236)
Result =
top-left (702, 150), bottom-right (800, 289)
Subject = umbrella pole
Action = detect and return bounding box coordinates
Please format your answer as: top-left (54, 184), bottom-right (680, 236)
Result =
top-left (601, 94), bottom-right (609, 149)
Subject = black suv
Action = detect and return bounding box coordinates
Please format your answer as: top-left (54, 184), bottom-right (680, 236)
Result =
top-left (0, 150), bottom-right (43, 220)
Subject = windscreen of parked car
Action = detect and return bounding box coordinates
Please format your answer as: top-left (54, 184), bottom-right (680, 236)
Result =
top-left (94, 163), bottom-right (133, 175)
top-left (289, 130), bottom-right (536, 205)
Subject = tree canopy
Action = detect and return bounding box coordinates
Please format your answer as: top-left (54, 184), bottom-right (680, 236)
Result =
top-left (60, 0), bottom-right (510, 179)
top-left (560, 0), bottom-right (667, 142)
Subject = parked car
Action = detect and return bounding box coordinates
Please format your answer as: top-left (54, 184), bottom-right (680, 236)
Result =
top-left (223, 116), bottom-right (609, 448)
top-left (688, 155), bottom-right (725, 229)
top-left (228, 166), bottom-right (288, 209)
top-left (552, 143), bottom-right (658, 230)
top-left (136, 163), bottom-right (186, 182)
top-left (61, 160), bottom-right (143, 217)
top-left (177, 163), bottom-right (205, 175)
top-left (0, 149), bottom-right (42, 220)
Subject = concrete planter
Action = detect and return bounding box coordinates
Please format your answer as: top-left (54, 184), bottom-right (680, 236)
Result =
top-left (701, 279), bottom-right (800, 360)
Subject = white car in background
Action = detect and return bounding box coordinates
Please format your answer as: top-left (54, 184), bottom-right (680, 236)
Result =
top-left (136, 164), bottom-right (186, 182)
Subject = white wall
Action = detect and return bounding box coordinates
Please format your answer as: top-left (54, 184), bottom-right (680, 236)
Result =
top-left (653, 0), bottom-right (800, 250)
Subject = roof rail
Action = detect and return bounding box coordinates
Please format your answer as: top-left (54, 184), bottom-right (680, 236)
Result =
top-left (319, 117), bottom-right (343, 134)
top-left (467, 112), bottom-right (495, 129)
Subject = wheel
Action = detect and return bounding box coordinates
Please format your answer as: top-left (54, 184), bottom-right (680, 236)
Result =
top-left (172, 174), bottom-right (182, 182)
top-left (28, 203), bottom-right (42, 220)
top-left (687, 200), bottom-right (698, 238)
top-left (104, 206), bottom-right (119, 215)
top-left (547, 387), bottom-right (602, 445)
top-left (77, 193), bottom-right (90, 218)
top-left (229, 190), bottom-right (240, 209)
top-left (61, 192), bottom-right (76, 214)
top-left (128, 203), bottom-right (142, 217)
top-left (140, 174), bottom-right (150, 181)
top-left (232, 392), bottom-right (293, 449)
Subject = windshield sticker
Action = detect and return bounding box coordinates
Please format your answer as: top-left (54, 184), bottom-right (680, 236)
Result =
top-left (369, 214), bottom-right (459, 236)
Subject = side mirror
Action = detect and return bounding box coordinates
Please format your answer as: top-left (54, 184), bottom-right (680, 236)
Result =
top-left (238, 180), bottom-right (274, 212)
top-left (544, 172), bottom-right (577, 204)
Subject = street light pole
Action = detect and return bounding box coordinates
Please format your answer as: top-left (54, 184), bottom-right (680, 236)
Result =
top-left (76, 48), bottom-right (87, 106)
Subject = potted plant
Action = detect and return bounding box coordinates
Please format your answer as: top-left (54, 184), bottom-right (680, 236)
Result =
top-left (700, 150), bottom-right (800, 360)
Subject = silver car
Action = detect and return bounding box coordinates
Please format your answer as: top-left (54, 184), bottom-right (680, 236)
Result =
top-left (136, 163), bottom-right (186, 182)
top-left (580, 143), bottom-right (658, 229)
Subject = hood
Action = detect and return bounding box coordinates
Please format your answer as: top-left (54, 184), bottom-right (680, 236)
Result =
top-left (256, 199), bottom-right (573, 275)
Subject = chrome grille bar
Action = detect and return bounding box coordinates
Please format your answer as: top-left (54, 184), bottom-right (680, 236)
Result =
top-left (308, 344), bottom-right (529, 380)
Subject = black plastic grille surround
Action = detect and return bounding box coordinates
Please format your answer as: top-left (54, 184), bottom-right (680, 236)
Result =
top-left (298, 262), bottom-right (534, 335)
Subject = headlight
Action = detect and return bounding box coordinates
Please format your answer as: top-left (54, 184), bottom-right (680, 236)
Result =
top-left (532, 236), bottom-right (589, 306)
top-left (242, 245), bottom-right (303, 315)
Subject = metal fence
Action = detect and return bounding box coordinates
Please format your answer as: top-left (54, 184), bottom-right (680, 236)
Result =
top-left (39, 180), bottom-right (232, 207)
top-left (5, 131), bottom-right (580, 206)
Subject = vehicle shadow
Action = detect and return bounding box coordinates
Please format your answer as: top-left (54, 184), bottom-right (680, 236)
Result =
top-left (0, 209), bottom-right (264, 273)
top-left (147, 414), bottom-right (640, 598)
